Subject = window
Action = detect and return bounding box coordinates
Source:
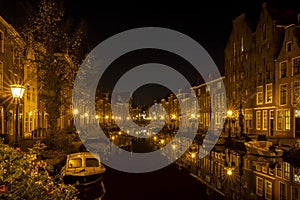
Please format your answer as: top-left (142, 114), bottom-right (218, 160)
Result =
top-left (257, 86), bottom-right (263, 105)
top-left (293, 81), bottom-right (300, 104)
top-left (277, 109), bottom-right (290, 131)
top-left (245, 109), bottom-right (252, 132)
top-left (241, 37), bottom-right (244, 52)
top-left (68, 158), bottom-right (82, 168)
top-left (233, 42), bottom-right (236, 56)
top-left (266, 84), bottom-right (272, 103)
top-left (0, 31), bottom-right (3, 53)
top-left (86, 158), bottom-right (99, 167)
top-left (285, 110), bottom-right (290, 131)
top-left (293, 57), bottom-right (300, 76)
top-left (0, 62), bottom-right (3, 90)
top-left (280, 182), bottom-right (287, 200)
top-left (283, 162), bottom-right (290, 179)
top-left (286, 41), bottom-right (292, 52)
top-left (256, 111), bottom-right (261, 130)
top-left (263, 110), bottom-right (268, 130)
top-left (292, 187), bottom-right (299, 200)
top-left (265, 180), bottom-right (272, 199)
top-left (256, 177), bottom-right (263, 196)
top-left (263, 23), bottom-right (267, 40)
top-left (280, 84), bottom-right (287, 105)
top-left (280, 61), bottom-right (287, 78)
top-left (277, 164), bottom-right (282, 177)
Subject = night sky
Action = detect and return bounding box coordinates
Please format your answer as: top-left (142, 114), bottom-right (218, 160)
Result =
top-left (0, 0), bottom-right (299, 104)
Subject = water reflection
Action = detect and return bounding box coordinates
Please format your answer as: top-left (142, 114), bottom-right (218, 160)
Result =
top-left (76, 180), bottom-right (106, 200)
top-left (176, 141), bottom-right (300, 200)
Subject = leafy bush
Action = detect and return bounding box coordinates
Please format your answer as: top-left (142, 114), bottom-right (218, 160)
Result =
top-left (42, 132), bottom-right (78, 154)
top-left (0, 141), bottom-right (78, 199)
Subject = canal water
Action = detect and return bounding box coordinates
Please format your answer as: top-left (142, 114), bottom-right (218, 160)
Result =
top-left (77, 163), bottom-right (220, 200)
top-left (74, 144), bottom-right (300, 200)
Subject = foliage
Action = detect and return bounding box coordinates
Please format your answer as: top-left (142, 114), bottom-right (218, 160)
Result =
top-left (0, 141), bottom-right (79, 199)
top-left (16, 0), bottom-right (87, 133)
top-left (42, 131), bottom-right (78, 155)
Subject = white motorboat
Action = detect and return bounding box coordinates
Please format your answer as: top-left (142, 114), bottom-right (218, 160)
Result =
top-left (61, 152), bottom-right (106, 187)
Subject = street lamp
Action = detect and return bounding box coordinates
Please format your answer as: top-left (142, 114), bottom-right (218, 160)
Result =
top-left (10, 84), bottom-right (25, 148)
top-left (227, 110), bottom-right (233, 139)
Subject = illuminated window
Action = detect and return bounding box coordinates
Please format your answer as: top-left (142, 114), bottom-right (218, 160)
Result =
top-left (277, 110), bottom-right (290, 131)
top-left (256, 177), bottom-right (263, 197)
top-left (263, 110), bottom-right (268, 130)
top-left (285, 110), bottom-right (290, 131)
top-left (293, 81), bottom-right (300, 104)
top-left (280, 84), bottom-right (287, 105)
top-left (256, 111), bottom-right (261, 130)
top-left (265, 180), bottom-right (272, 200)
top-left (283, 162), bottom-right (290, 179)
top-left (293, 57), bottom-right (300, 76)
top-left (257, 86), bottom-right (263, 105)
top-left (266, 84), bottom-right (272, 103)
top-left (280, 61), bottom-right (287, 78)
top-left (241, 37), bottom-right (244, 52)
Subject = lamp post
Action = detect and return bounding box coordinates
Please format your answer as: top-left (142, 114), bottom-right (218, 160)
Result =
top-left (227, 110), bottom-right (233, 139)
top-left (10, 84), bottom-right (25, 148)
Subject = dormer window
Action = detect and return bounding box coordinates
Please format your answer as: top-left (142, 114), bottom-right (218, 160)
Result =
top-left (286, 41), bottom-right (292, 52)
top-left (263, 23), bottom-right (266, 40)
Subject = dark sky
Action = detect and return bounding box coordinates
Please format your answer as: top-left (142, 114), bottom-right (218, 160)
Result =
top-left (0, 0), bottom-right (298, 105)
top-left (0, 0), bottom-right (268, 69)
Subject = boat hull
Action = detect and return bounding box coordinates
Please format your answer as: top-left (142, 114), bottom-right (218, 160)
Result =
top-left (63, 172), bottom-right (104, 187)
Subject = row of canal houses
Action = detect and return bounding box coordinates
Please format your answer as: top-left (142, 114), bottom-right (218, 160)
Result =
top-left (173, 2), bottom-right (300, 200)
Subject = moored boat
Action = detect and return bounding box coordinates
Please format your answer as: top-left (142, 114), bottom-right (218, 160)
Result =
top-left (61, 152), bottom-right (106, 187)
top-left (244, 140), bottom-right (284, 157)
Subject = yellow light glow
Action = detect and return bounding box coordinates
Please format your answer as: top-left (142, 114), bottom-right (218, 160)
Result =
top-left (153, 136), bottom-right (157, 140)
top-left (191, 113), bottom-right (195, 118)
top-left (73, 109), bottom-right (79, 115)
top-left (227, 110), bottom-right (233, 117)
top-left (105, 115), bottom-right (109, 119)
top-left (112, 136), bottom-right (115, 140)
top-left (227, 169), bottom-right (233, 175)
top-left (118, 131), bottom-right (122, 135)
top-left (95, 115), bottom-right (99, 119)
top-left (10, 84), bottom-right (25, 99)
top-left (172, 144), bottom-right (176, 149)
top-left (171, 114), bottom-right (176, 119)
top-left (191, 153), bottom-right (196, 158)
top-left (160, 139), bottom-right (165, 144)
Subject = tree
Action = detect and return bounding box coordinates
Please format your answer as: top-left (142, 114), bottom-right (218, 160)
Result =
top-left (0, 141), bottom-right (79, 199)
top-left (16, 0), bottom-right (87, 135)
